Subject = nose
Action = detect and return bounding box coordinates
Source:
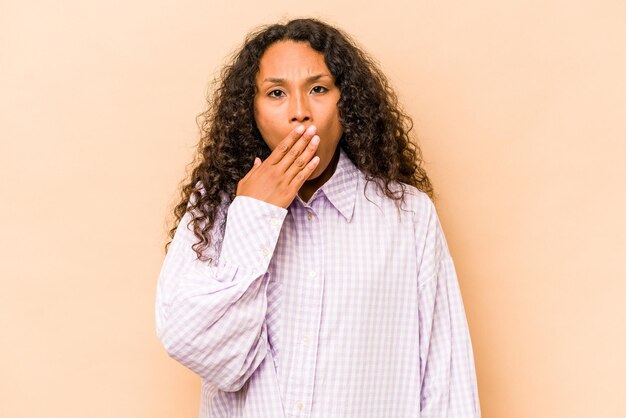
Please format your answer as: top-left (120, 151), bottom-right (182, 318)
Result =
top-left (290, 91), bottom-right (311, 123)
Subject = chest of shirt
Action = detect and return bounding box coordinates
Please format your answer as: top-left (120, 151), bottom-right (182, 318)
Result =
top-left (266, 201), bottom-right (420, 344)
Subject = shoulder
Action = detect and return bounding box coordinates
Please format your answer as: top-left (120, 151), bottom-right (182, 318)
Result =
top-left (398, 183), bottom-right (452, 266)
top-left (397, 182), bottom-right (435, 218)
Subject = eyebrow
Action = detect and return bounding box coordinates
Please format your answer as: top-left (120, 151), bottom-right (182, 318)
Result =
top-left (262, 73), bottom-right (332, 84)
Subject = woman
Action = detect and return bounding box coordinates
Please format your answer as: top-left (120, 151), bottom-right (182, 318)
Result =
top-left (156, 18), bottom-right (480, 418)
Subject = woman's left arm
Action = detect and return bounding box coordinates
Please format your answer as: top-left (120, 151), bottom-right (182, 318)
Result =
top-left (416, 199), bottom-right (481, 417)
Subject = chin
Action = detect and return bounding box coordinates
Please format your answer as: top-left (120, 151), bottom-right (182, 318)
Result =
top-left (306, 171), bottom-right (322, 181)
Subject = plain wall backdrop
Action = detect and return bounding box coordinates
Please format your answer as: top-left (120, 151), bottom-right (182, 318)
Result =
top-left (1, 0), bottom-right (625, 417)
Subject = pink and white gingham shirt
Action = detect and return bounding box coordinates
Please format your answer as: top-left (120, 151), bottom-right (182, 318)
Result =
top-left (156, 149), bottom-right (480, 417)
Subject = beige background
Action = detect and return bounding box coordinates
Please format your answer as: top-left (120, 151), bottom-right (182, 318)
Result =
top-left (1, 0), bottom-right (625, 417)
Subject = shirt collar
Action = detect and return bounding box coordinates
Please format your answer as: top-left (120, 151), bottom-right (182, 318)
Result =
top-left (314, 148), bottom-right (359, 222)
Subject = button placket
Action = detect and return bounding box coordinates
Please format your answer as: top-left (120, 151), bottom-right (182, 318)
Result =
top-left (285, 205), bottom-right (322, 418)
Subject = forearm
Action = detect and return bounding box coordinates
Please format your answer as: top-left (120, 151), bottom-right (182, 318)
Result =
top-left (418, 255), bottom-right (480, 417)
top-left (156, 196), bottom-right (286, 391)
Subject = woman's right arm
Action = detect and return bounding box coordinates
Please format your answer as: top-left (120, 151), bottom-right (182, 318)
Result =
top-left (155, 196), bottom-right (287, 392)
top-left (157, 124), bottom-right (320, 392)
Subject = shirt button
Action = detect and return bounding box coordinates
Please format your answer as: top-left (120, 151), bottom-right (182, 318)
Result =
top-left (308, 270), bottom-right (317, 279)
top-left (306, 213), bottom-right (313, 221)
top-left (270, 217), bottom-right (279, 227)
top-left (261, 247), bottom-right (270, 256)
top-left (302, 336), bottom-right (310, 344)
top-left (295, 402), bottom-right (304, 410)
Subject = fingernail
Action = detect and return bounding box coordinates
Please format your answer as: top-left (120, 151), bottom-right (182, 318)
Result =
top-left (306, 125), bottom-right (316, 134)
top-left (296, 125), bottom-right (305, 133)
top-left (311, 135), bottom-right (320, 145)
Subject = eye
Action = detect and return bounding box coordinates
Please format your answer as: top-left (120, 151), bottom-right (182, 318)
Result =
top-left (268, 89), bottom-right (285, 98)
top-left (311, 85), bottom-right (328, 94)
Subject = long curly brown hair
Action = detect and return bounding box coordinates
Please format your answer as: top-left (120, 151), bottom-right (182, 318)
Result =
top-left (167, 18), bottom-right (433, 260)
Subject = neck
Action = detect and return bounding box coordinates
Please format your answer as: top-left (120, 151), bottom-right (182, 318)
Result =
top-left (298, 148), bottom-right (340, 203)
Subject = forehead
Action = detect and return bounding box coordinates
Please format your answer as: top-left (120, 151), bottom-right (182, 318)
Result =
top-left (257, 41), bottom-right (330, 78)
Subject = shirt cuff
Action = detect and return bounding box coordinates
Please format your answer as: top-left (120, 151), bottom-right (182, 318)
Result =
top-left (219, 196), bottom-right (287, 274)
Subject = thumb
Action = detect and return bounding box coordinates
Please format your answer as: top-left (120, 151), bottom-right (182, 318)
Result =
top-left (242, 157), bottom-right (261, 181)
top-left (250, 157), bottom-right (262, 172)
top-left (247, 157), bottom-right (262, 175)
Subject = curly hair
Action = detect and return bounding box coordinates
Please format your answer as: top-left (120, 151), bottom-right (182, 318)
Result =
top-left (167, 18), bottom-right (433, 260)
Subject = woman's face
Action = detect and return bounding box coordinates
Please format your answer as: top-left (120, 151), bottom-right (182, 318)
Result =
top-left (254, 41), bottom-right (343, 180)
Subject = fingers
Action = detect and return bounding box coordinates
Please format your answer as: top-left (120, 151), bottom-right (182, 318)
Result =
top-left (277, 125), bottom-right (317, 170)
top-left (265, 125), bottom-right (306, 165)
top-left (265, 125), bottom-right (317, 169)
top-left (289, 156), bottom-right (320, 189)
top-left (285, 134), bottom-right (320, 181)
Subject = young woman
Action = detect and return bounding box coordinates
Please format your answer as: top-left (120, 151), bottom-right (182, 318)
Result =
top-left (156, 18), bottom-right (480, 418)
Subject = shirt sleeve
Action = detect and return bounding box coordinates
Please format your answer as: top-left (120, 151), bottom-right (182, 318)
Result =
top-left (155, 196), bottom-right (287, 392)
top-left (416, 200), bottom-right (481, 417)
